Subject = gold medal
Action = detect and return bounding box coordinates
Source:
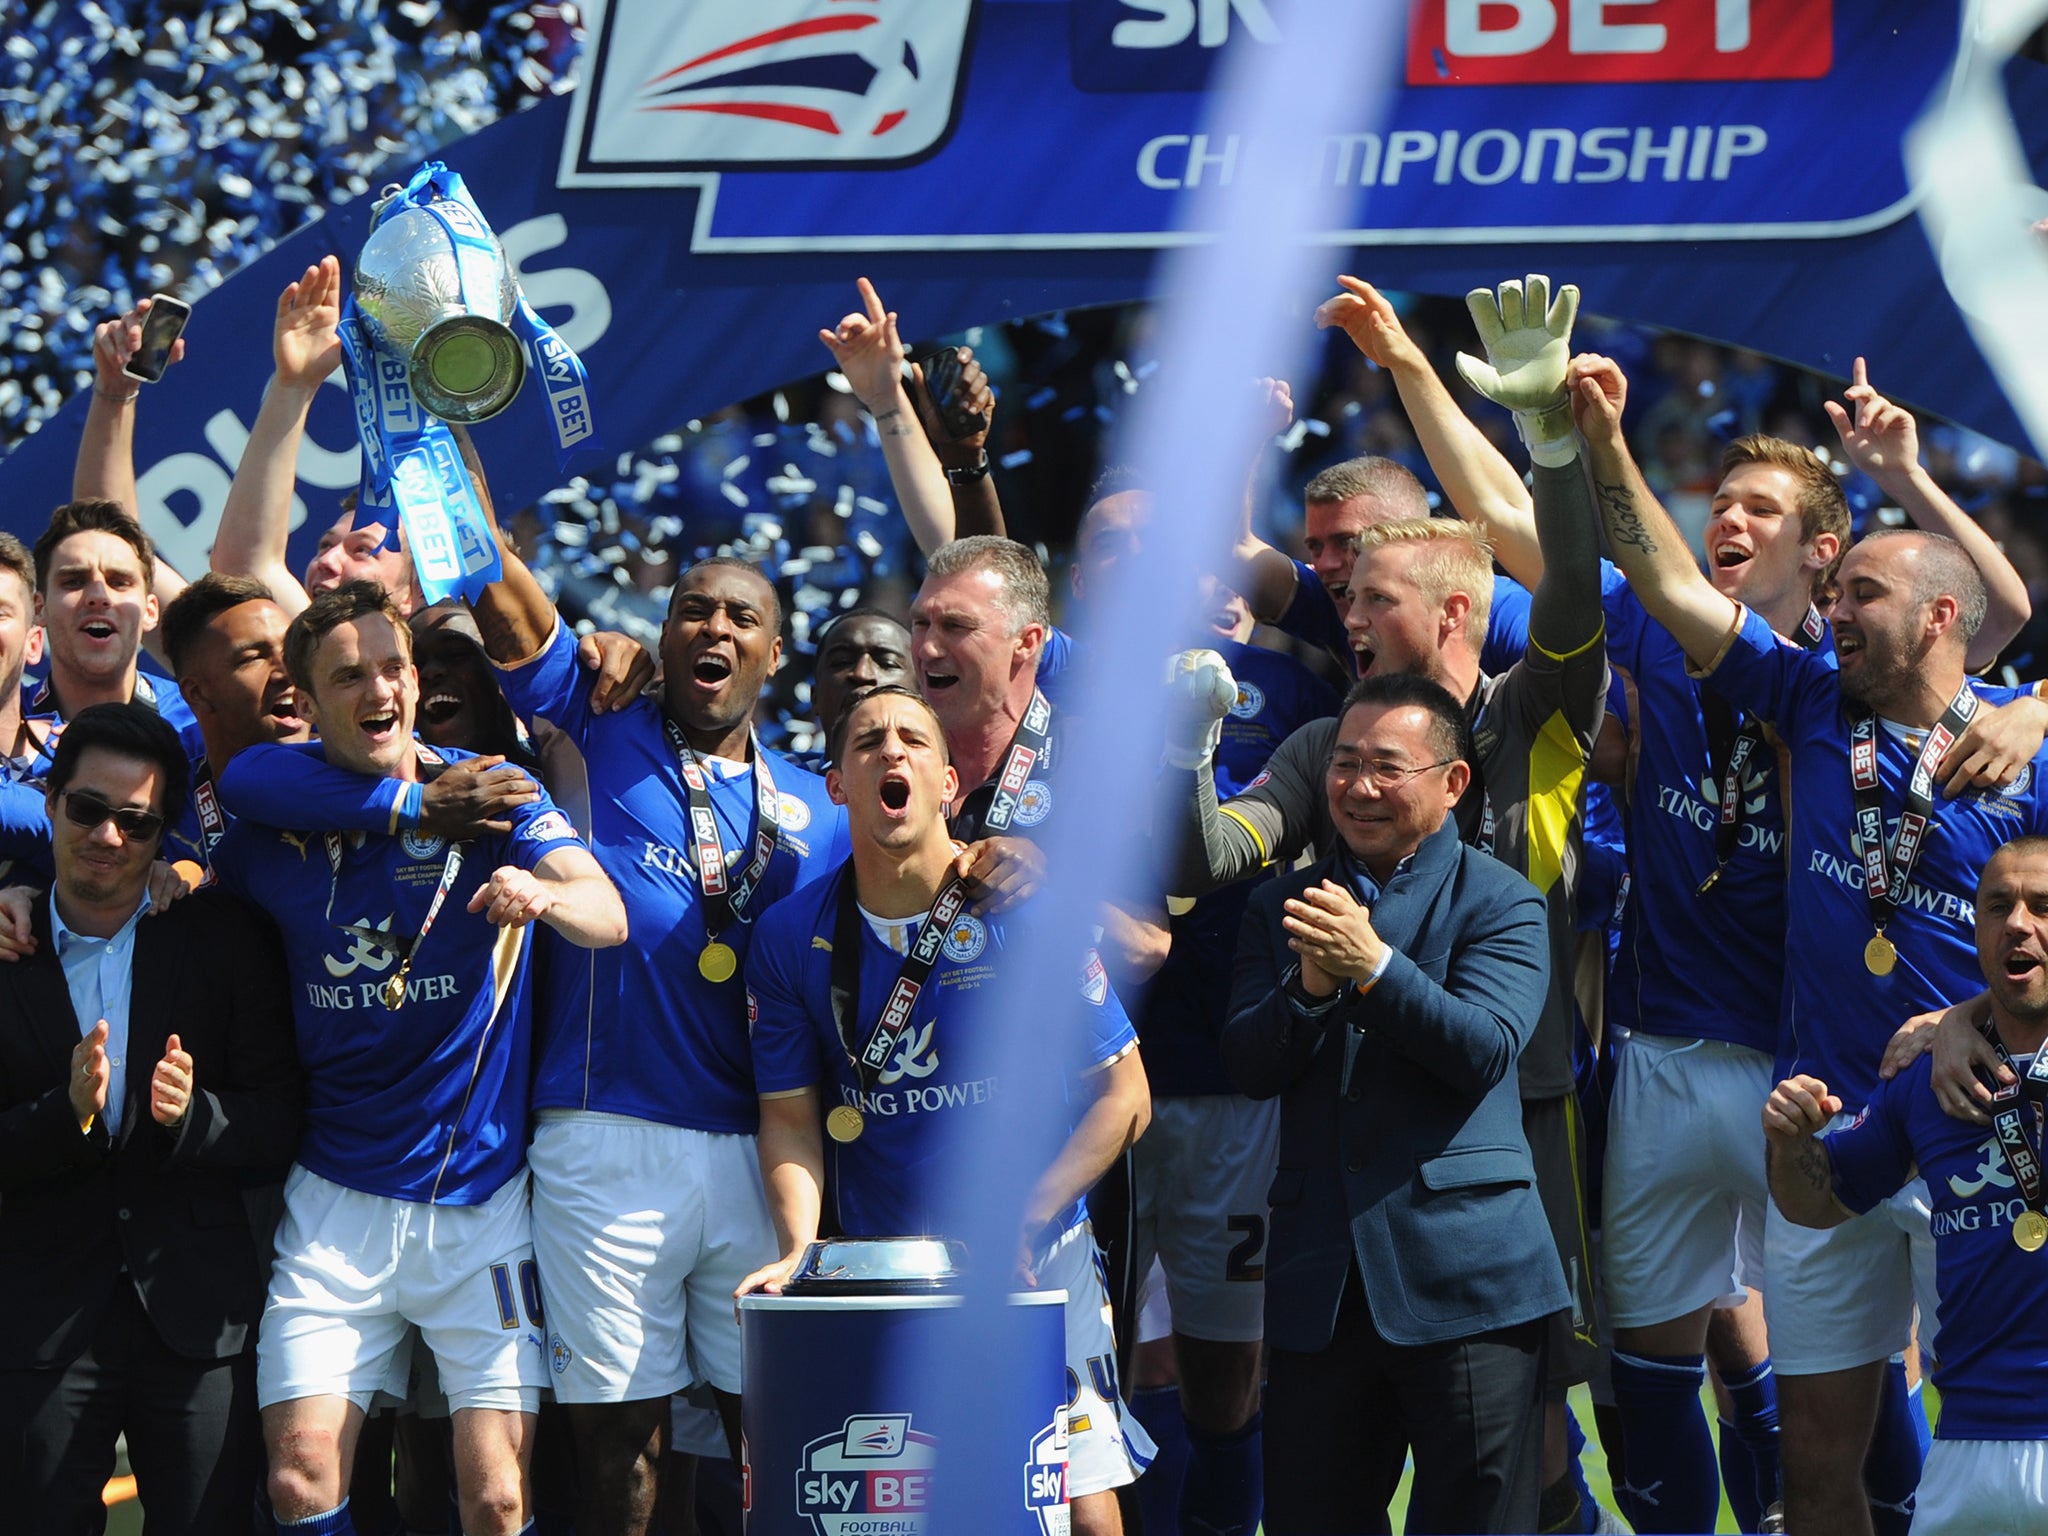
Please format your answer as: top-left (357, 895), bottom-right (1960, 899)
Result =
top-left (2016, 1210), bottom-right (2048, 1252)
top-left (1864, 934), bottom-right (1897, 977)
top-left (381, 972), bottom-right (409, 1011)
top-left (826, 1105), bottom-right (865, 1143)
top-left (699, 941), bottom-right (738, 984)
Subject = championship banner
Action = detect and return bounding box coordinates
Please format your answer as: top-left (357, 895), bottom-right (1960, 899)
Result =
top-left (4, 0), bottom-right (2044, 574)
top-left (561, 0), bottom-right (1953, 247)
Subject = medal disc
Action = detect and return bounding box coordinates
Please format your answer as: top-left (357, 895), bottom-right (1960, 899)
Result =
top-left (1864, 934), bottom-right (1898, 976)
top-left (381, 974), bottom-right (409, 1011)
top-left (699, 942), bottom-right (738, 984)
top-left (825, 1105), bottom-right (865, 1143)
top-left (2016, 1210), bottom-right (2048, 1252)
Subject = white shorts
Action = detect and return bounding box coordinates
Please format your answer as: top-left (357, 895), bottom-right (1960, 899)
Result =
top-left (1764, 1166), bottom-right (1938, 1376)
top-left (1602, 1033), bottom-right (1771, 1329)
top-left (257, 1165), bottom-right (546, 1415)
top-left (1040, 1221), bottom-right (1158, 1499)
top-left (1912, 1439), bottom-right (2048, 1535)
top-left (528, 1111), bottom-right (776, 1402)
top-left (1128, 1095), bottom-right (1279, 1344)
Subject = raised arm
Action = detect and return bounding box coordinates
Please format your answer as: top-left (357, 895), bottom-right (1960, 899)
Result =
top-left (1571, 354), bottom-right (1743, 667)
top-left (211, 258), bottom-right (345, 618)
top-left (75, 299), bottom-right (174, 511)
top-left (1220, 378), bottom-right (1312, 624)
top-left (1825, 356), bottom-right (2030, 669)
top-left (1453, 276), bottom-right (1602, 662)
top-left (1762, 1074), bottom-right (1856, 1229)
top-left (76, 301), bottom-right (190, 614)
top-left (907, 344), bottom-right (1005, 539)
top-left (822, 278), bottom-right (958, 556)
top-left (1315, 276), bottom-right (1543, 588)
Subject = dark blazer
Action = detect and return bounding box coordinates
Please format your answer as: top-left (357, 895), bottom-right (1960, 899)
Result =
top-left (1223, 820), bottom-right (1570, 1353)
top-left (0, 888), bottom-right (302, 1368)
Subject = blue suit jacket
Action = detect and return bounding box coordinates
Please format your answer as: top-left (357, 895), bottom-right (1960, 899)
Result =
top-left (1223, 820), bottom-right (1570, 1352)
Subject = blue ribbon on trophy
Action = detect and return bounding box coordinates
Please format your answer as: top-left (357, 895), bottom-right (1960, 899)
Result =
top-left (337, 160), bottom-right (598, 605)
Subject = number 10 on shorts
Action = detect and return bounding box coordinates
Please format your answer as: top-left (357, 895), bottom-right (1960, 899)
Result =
top-left (491, 1259), bottom-right (546, 1331)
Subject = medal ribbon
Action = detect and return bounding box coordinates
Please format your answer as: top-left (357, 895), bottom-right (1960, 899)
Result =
top-left (1978, 1016), bottom-right (2048, 1224)
top-left (828, 865), bottom-right (974, 1101)
top-left (322, 830), bottom-right (466, 1011)
top-left (663, 720), bottom-right (781, 942)
top-left (1848, 679), bottom-right (1977, 947)
top-left (947, 688), bottom-right (1053, 840)
top-left (189, 760), bottom-right (228, 879)
top-left (1698, 605), bottom-right (1826, 895)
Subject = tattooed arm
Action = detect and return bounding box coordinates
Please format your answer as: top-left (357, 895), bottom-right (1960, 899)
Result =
top-left (1568, 353), bottom-right (1745, 669)
top-left (1762, 1074), bottom-right (1856, 1229)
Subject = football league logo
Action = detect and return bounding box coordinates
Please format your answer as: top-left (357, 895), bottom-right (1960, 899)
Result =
top-left (795, 1414), bottom-right (938, 1535)
top-left (564, 0), bottom-right (978, 184)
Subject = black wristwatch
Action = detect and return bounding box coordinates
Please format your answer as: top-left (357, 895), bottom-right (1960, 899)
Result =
top-left (945, 451), bottom-right (992, 487)
top-left (1281, 962), bottom-right (1345, 1016)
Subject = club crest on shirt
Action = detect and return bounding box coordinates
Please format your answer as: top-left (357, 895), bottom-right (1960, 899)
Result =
top-left (941, 912), bottom-right (988, 963)
top-left (778, 791), bottom-right (814, 831)
top-left (401, 828), bottom-right (448, 861)
top-left (1229, 681), bottom-right (1265, 719)
top-left (1013, 779), bottom-right (1053, 827)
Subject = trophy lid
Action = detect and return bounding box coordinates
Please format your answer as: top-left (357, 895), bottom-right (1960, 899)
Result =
top-left (781, 1237), bottom-right (966, 1295)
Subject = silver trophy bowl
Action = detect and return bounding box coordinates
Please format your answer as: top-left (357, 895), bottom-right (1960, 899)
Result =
top-left (353, 197), bottom-right (525, 424)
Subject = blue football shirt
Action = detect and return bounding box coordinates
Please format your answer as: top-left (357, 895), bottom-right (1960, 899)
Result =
top-left (748, 864), bottom-right (1138, 1240)
top-left (1827, 1051), bottom-right (2048, 1439)
top-left (501, 620), bottom-right (849, 1132)
top-left (1606, 566), bottom-right (1836, 1053)
top-left (1707, 606), bottom-right (2048, 1108)
top-left (212, 746), bottom-right (584, 1204)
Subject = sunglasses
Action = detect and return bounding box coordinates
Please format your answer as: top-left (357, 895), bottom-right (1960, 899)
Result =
top-left (57, 789), bottom-right (165, 841)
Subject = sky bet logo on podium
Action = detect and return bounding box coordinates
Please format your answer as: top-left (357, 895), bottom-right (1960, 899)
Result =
top-left (560, 0), bottom-right (978, 184)
top-left (795, 1414), bottom-right (939, 1535)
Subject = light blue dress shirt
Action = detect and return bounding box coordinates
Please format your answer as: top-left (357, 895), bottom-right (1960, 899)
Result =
top-left (51, 891), bottom-right (151, 1137)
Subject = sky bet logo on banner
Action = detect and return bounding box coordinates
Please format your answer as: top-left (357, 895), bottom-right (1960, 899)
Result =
top-left (560, 0), bottom-right (978, 183)
top-left (1407, 0), bottom-right (1830, 85)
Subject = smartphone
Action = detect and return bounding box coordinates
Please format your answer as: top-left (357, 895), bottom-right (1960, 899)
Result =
top-left (121, 295), bottom-right (193, 384)
top-left (920, 347), bottom-right (988, 440)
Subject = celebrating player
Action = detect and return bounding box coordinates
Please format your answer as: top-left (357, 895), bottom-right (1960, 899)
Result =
top-left (741, 683), bottom-right (1154, 1536)
top-left (209, 581), bottom-right (625, 1536)
top-left (1765, 836), bottom-right (2048, 1536)
top-left (1574, 349), bottom-right (2048, 1536)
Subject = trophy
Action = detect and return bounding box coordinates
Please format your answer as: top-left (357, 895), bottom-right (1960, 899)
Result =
top-left (337, 161), bottom-right (597, 605)
top-left (352, 192), bottom-right (526, 424)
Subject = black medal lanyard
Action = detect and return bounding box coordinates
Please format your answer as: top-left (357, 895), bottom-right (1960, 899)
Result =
top-left (947, 688), bottom-right (1052, 840)
top-left (823, 866), bottom-right (974, 1142)
top-left (1849, 679), bottom-right (1977, 976)
top-left (1978, 1014), bottom-right (2048, 1250)
top-left (1698, 605), bottom-right (1827, 895)
top-left (665, 719), bottom-right (781, 971)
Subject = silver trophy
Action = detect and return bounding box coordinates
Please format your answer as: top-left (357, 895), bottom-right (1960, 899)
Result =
top-left (352, 190), bottom-right (526, 424)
